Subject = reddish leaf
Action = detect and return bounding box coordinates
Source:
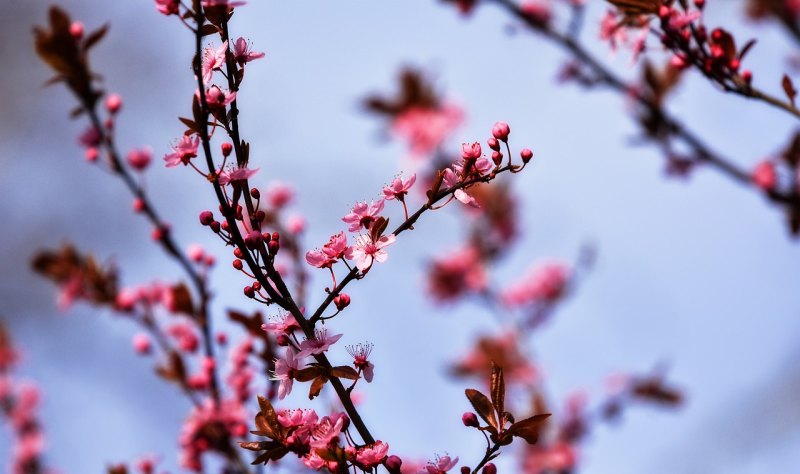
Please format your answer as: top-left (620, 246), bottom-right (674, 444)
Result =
top-left (330, 365), bottom-right (360, 380)
top-left (294, 366), bottom-right (325, 382)
top-left (83, 23), bottom-right (110, 51)
top-left (309, 376), bottom-right (328, 399)
top-left (169, 283), bottom-right (194, 315)
top-left (507, 413), bottom-right (550, 444)
top-left (200, 24), bottom-right (219, 37)
top-left (783, 74), bottom-right (797, 107)
top-left (465, 388), bottom-right (498, 431)
top-left (490, 362), bottom-right (505, 426)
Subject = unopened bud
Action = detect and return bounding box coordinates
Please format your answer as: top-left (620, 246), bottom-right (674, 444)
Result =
top-left (69, 21), bottom-right (84, 39)
top-left (334, 293), bottom-right (351, 311)
top-left (385, 455), bottom-right (403, 474)
top-left (250, 187), bottom-right (260, 199)
top-left (221, 142), bottom-right (233, 157)
top-left (268, 240), bottom-right (280, 254)
top-left (243, 286), bottom-right (255, 298)
top-left (491, 121), bottom-right (510, 141)
top-left (520, 148), bottom-right (533, 163)
top-left (487, 137), bottom-right (500, 151)
top-left (462, 412), bottom-right (479, 427)
top-left (482, 463), bottom-right (497, 474)
top-left (199, 210), bottom-right (214, 226)
top-left (491, 151), bottom-right (503, 166)
top-left (133, 198), bottom-right (145, 213)
top-left (232, 259), bottom-right (243, 270)
top-left (105, 94), bottom-right (122, 114)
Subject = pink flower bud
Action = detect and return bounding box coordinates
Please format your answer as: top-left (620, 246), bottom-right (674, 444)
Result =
top-left (461, 467), bottom-right (470, 474)
top-left (334, 293), bottom-right (351, 310)
top-left (244, 230), bottom-right (263, 249)
top-left (187, 244), bottom-right (205, 262)
top-left (461, 142), bottom-right (482, 160)
top-left (221, 142), bottom-right (233, 157)
top-left (199, 210), bottom-right (214, 226)
top-left (232, 259), bottom-right (243, 270)
top-left (250, 187), bottom-right (260, 199)
top-left (216, 332), bottom-right (228, 345)
top-left (133, 198), bottom-right (145, 213)
top-left (491, 121), bottom-right (510, 141)
top-left (491, 151), bottom-right (503, 166)
top-left (105, 94), bottom-right (123, 114)
top-left (520, 148), bottom-right (534, 163)
top-left (69, 21), bottom-right (84, 39)
top-left (482, 463), bottom-right (497, 474)
top-left (487, 137), bottom-right (500, 151)
top-left (385, 455), bottom-right (403, 474)
top-left (132, 333), bottom-right (151, 355)
top-left (244, 286), bottom-right (255, 298)
top-left (210, 221), bottom-right (221, 233)
top-left (268, 240), bottom-right (280, 254)
top-left (85, 147), bottom-right (99, 162)
top-left (276, 334), bottom-right (290, 346)
top-left (742, 70), bottom-right (753, 84)
top-left (752, 160), bottom-right (776, 191)
top-left (126, 147), bottom-right (152, 171)
top-left (462, 412), bottom-right (479, 427)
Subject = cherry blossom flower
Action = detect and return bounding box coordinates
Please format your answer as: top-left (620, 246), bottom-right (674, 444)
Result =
top-left (342, 200), bottom-right (385, 232)
top-left (391, 104), bottom-right (463, 157)
top-left (261, 312), bottom-right (300, 335)
top-left (218, 165), bottom-right (259, 185)
top-left (461, 142), bottom-right (482, 160)
top-left (427, 246), bottom-right (487, 302)
top-left (296, 328), bottom-right (343, 358)
top-left (383, 174), bottom-right (416, 201)
top-left (278, 408), bottom-right (318, 431)
top-left (522, 442), bottom-right (577, 474)
top-left (164, 135), bottom-right (200, 167)
top-left (179, 398), bottom-right (248, 472)
top-left (168, 322), bottom-right (199, 352)
top-left (287, 214), bottom-right (306, 234)
top-left (346, 234), bottom-right (396, 271)
top-left (309, 413), bottom-right (345, 448)
top-left (233, 37), bottom-right (265, 65)
top-left (346, 343), bottom-right (375, 382)
top-left (305, 231), bottom-right (348, 268)
top-left (155, 0), bottom-right (180, 15)
top-left (357, 441), bottom-right (390, 468)
top-left (265, 181), bottom-right (294, 208)
top-left (422, 454), bottom-right (459, 474)
top-left (201, 41), bottom-right (227, 84)
top-left (442, 168), bottom-right (478, 208)
top-left (502, 262), bottom-right (571, 307)
top-left (271, 349), bottom-right (302, 399)
top-left (202, 85), bottom-right (236, 109)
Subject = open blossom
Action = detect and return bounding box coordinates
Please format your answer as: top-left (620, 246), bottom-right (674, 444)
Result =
top-left (201, 41), bottom-right (228, 84)
top-left (261, 312), bottom-right (300, 335)
top-left (297, 328), bottom-right (343, 358)
top-left (391, 104), bottom-right (463, 157)
top-left (442, 168), bottom-right (478, 208)
top-left (347, 343), bottom-right (375, 382)
top-left (179, 398), bottom-right (248, 472)
top-left (164, 135), bottom-right (200, 167)
top-left (233, 37), bottom-right (265, 65)
top-left (202, 85), bottom-right (236, 109)
top-left (461, 142), bottom-right (482, 160)
top-left (383, 174), bottom-right (416, 201)
top-left (342, 200), bottom-right (385, 232)
top-left (427, 246), bottom-right (487, 302)
top-left (502, 262), bottom-right (571, 307)
top-left (305, 232), bottom-right (348, 268)
top-left (309, 413), bottom-right (346, 448)
top-left (271, 349), bottom-right (302, 399)
top-left (218, 165), bottom-right (259, 185)
top-left (423, 455), bottom-right (459, 474)
top-left (357, 441), bottom-right (389, 468)
top-left (346, 234), bottom-right (396, 271)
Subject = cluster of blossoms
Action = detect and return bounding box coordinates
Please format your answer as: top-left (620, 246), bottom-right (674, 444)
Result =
top-left (179, 398), bottom-right (249, 471)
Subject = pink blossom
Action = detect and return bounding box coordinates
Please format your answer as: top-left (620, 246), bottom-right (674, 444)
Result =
top-left (523, 442), bottom-right (577, 473)
top-left (187, 243), bottom-right (205, 262)
top-left (168, 322), bottom-right (199, 352)
top-left (668, 10), bottom-right (701, 30)
top-left (492, 121), bottom-right (510, 141)
top-left (305, 231), bottom-right (348, 268)
top-left (599, 10), bottom-right (626, 52)
top-left (442, 168), bottom-right (478, 208)
top-left (427, 246), bottom-right (487, 302)
top-left (202, 85), bottom-right (237, 109)
top-left (296, 328), bottom-right (343, 358)
top-left (423, 455), bottom-right (459, 474)
top-left (271, 349), bottom-right (302, 399)
top-left (502, 262), bottom-right (570, 307)
top-left (357, 441), bottom-right (390, 468)
top-left (461, 142), bottom-right (482, 160)
top-left (126, 147), bottom-right (152, 171)
top-left (155, 0), bottom-right (180, 15)
top-left (345, 234), bottom-right (396, 271)
top-left (201, 41), bottom-right (228, 84)
top-left (383, 173), bottom-right (416, 201)
top-left (347, 343), bottom-right (375, 382)
top-left (164, 135), bottom-right (200, 167)
top-left (179, 398), bottom-right (248, 472)
top-left (287, 214), bottom-right (306, 234)
top-left (342, 200), bottom-right (385, 232)
top-left (265, 181), bottom-right (294, 208)
top-left (309, 414), bottom-right (345, 448)
top-left (218, 166), bottom-right (259, 185)
top-left (233, 37), bottom-right (265, 65)
top-left (278, 408), bottom-right (318, 430)
top-left (391, 104), bottom-right (463, 157)
top-left (521, 0), bottom-right (552, 25)
top-left (261, 312), bottom-right (300, 335)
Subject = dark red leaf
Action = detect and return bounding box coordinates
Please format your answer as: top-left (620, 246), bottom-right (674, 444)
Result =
top-left (465, 388), bottom-right (498, 430)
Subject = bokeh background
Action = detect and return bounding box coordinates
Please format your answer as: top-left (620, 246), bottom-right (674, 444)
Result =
top-left (2, 0), bottom-right (799, 472)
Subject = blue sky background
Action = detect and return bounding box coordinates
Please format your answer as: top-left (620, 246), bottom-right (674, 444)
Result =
top-left (1, 0), bottom-right (799, 472)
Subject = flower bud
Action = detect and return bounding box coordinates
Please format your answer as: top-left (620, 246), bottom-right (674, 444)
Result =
top-left (69, 21), bottom-right (84, 39)
top-left (520, 148), bottom-right (534, 163)
top-left (210, 221), bottom-right (221, 233)
top-left (334, 293), bottom-right (351, 311)
top-left (221, 142), bottom-right (233, 157)
top-left (133, 198), bottom-right (145, 213)
top-left (462, 412), bottom-right (479, 427)
top-left (250, 187), bottom-right (260, 199)
top-left (105, 94), bottom-right (122, 114)
top-left (742, 70), bottom-right (753, 84)
top-left (268, 240), bottom-right (280, 254)
top-left (487, 137), bottom-right (500, 151)
top-left (276, 334), bottom-right (291, 346)
top-left (234, 247), bottom-right (244, 258)
top-left (232, 259), bottom-right (243, 270)
top-left (385, 455), bottom-right (403, 474)
top-left (460, 467), bottom-right (470, 474)
top-left (491, 151), bottom-right (503, 166)
top-left (482, 463), bottom-right (497, 474)
top-left (491, 121), bottom-right (510, 141)
top-left (244, 230), bottom-right (263, 249)
top-left (199, 211), bottom-right (214, 226)
top-left (85, 147), bottom-right (99, 162)
top-left (244, 286), bottom-right (255, 298)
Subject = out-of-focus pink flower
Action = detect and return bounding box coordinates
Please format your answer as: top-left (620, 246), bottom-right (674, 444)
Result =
top-left (383, 173), bottom-right (416, 201)
top-left (297, 328), bottom-right (343, 358)
top-left (155, 0), bottom-right (180, 15)
top-left (126, 147), bottom-right (152, 171)
top-left (201, 41), bottom-right (228, 84)
top-left (168, 322), bottom-right (199, 353)
top-left (502, 262), bottom-right (571, 307)
top-left (265, 181), bottom-right (294, 208)
top-left (218, 166), bottom-right (259, 185)
top-left (522, 442), bottom-right (578, 474)
top-left (391, 104), bottom-right (463, 157)
top-left (287, 214), bottom-right (306, 234)
top-left (132, 333), bottom-right (151, 355)
top-left (179, 398), bottom-right (248, 472)
top-left (752, 160), bottom-right (777, 191)
top-left (357, 441), bottom-right (389, 468)
top-left (342, 200), bottom-right (385, 232)
top-left (233, 37), bottom-right (265, 65)
top-left (78, 125), bottom-right (102, 148)
top-left (427, 246), bottom-right (487, 302)
top-left (346, 234), bottom-right (396, 271)
top-left (164, 135), bottom-right (200, 167)
top-left (202, 86), bottom-right (237, 109)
